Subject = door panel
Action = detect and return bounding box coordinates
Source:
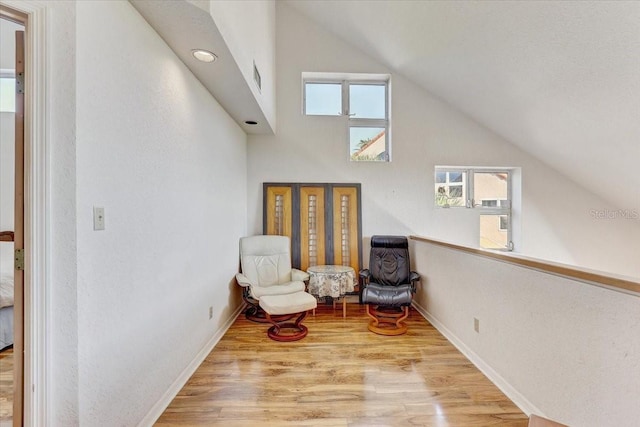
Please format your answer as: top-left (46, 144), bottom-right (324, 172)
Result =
top-left (332, 186), bottom-right (360, 274)
top-left (265, 186), bottom-right (292, 239)
top-left (299, 186), bottom-right (325, 271)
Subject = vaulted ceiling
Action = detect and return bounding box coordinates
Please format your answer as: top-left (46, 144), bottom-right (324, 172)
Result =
top-left (132, 0), bottom-right (639, 210)
top-left (285, 0), bottom-right (640, 210)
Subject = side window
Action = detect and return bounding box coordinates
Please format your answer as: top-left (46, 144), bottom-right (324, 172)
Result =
top-left (435, 167), bottom-right (514, 251)
top-left (303, 74), bottom-right (390, 162)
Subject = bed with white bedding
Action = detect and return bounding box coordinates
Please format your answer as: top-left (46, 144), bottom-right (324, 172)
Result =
top-left (0, 272), bottom-right (14, 350)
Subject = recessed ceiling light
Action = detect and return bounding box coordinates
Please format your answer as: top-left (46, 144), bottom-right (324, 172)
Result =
top-left (191, 49), bottom-right (217, 63)
top-left (245, 120), bottom-right (258, 125)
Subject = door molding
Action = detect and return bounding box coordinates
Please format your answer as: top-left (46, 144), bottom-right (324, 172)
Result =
top-left (1, 1), bottom-right (49, 424)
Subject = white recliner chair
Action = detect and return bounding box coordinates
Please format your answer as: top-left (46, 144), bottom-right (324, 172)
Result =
top-left (236, 235), bottom-right (309, 322)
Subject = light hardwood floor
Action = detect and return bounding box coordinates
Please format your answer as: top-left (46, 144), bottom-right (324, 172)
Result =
top-left (0, 347), bottom-right (12, 423)
top-left (156, 301), bottom-right (528, 426)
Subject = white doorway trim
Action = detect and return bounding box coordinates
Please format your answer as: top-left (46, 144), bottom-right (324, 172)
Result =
top-left (1, 1), bottom-right (49, 424)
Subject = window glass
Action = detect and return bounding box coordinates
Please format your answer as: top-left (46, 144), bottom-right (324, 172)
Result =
top-left (302, 74), bottom-right (390, 162)
top-left (0, 78), bottom-right (16, 113)
top-left (474, 172), bottom-right (508, 207)
top-left (499, 215), bottom-right (509, 230)
top-left (435, 171), bottom-right (467, 207)
top-left (449, 172), bottom-right (464, 183)
top-left (435, 167), bottom-right (514, 251)
top-left (304, 82), bottom-right (342, 116)
top-left (448, 185), bottom-right (463, 198)
top-left (350, 127), bottom-right (387, 161)
top-left (349, 84), bottom-right (385, 119)
top-left (480, 214), bottom-right (509, 249)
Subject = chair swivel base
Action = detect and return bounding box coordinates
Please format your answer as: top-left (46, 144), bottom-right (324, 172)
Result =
top-left (366, 305), bottom-right (409, 336)
top-left (259, 292), bottom-right (318, 342)
top-left (265, 311), bottom-right (309, 342)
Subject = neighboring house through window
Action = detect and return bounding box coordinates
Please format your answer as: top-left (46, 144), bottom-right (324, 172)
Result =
top-left (435, 167), bottom-right (516, 251)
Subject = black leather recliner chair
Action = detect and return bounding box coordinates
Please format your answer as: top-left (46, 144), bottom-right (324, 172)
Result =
top-left (360, 235), bottom-right (420, 335)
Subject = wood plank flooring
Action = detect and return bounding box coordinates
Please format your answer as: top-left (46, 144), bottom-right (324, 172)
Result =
top-left (157, 301), bottom-right (528, 426)
top-left (0, 347), bottom-right (12, 423)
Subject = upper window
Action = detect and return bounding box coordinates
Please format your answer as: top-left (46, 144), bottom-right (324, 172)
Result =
top-left (303, 73), bottom-right (390, 162)
top-left (304, 82), bottom-right (342, 116)
top-left (435, 167), bottom-right (514, 251)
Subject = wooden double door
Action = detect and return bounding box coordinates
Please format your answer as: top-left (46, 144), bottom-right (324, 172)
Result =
top-left (263, 183), bottom-right (362, 276)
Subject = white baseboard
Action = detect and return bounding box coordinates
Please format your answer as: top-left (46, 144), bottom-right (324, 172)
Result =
top-left (411, 301), bottom-right (542, 418)
top-left (137, 303), bottom-right (246, 426)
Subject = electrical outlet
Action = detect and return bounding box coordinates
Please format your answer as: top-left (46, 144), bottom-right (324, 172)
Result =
top-left (474, 317), bottom-right (480, 333)
top-left (93, 207), bottom-right (105, 231)
top-left (209, 306), bottom-right (213, 319)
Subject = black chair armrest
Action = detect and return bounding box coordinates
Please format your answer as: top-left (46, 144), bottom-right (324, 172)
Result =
top-left (409, 271), bottom-right (420, 292)
top-left (358, 269), bottom-right (371, 304)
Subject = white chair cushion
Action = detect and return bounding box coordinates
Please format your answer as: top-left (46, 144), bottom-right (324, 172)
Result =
top-left (259, 292), bottom-right (317, 315)
top-left (240, 236), bottom-right (292, 287)
top-left (250, 280), bottom-right (305, 299)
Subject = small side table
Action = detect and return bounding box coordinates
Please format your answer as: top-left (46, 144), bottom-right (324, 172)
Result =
top-left (307, 265), bottom-right (357, 318)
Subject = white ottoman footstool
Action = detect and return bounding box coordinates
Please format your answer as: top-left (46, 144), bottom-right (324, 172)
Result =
top-left (259, 292), bottom-right (317, 341)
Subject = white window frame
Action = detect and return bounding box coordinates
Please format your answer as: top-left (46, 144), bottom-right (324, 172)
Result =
top-left (435, 167), bottom-right (514, 251)
top-left (302, 73), bottom-right (391, 162)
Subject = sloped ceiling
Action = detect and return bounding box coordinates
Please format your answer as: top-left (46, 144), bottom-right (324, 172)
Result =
top-left (130, 0), bottom-right (272, 134)
top-left (285, 0), bottom-right (640, 210)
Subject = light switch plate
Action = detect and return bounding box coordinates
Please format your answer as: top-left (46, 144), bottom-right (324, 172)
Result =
top-left (93, 207), bottom-right (105, 230)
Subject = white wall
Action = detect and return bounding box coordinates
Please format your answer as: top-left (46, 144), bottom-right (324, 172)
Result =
top-left (411, 240), bottom-right (640, 427)
top-left (209, 0), bottom-right (276, 132)
top-left (76, 1), bottom-right (246, 425)
top-left (247, 3), bottom-right (640, 279)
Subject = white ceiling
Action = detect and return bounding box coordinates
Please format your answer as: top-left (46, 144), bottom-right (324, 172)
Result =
top-left (130, 0), bottom-right (272, 134)
top-left (284, 0), bottom-right (640, 210)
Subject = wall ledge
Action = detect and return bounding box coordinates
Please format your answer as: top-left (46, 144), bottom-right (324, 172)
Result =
top-left (409, 235), bottom-right (640, 296)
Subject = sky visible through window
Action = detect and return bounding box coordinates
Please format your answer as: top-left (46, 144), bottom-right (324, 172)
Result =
top-left (349, 84), bottom-right (385, 119)
top-left (305, 82), bottom-right (386, 119)
top-left (305, 83), bottom-right (341, 115)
